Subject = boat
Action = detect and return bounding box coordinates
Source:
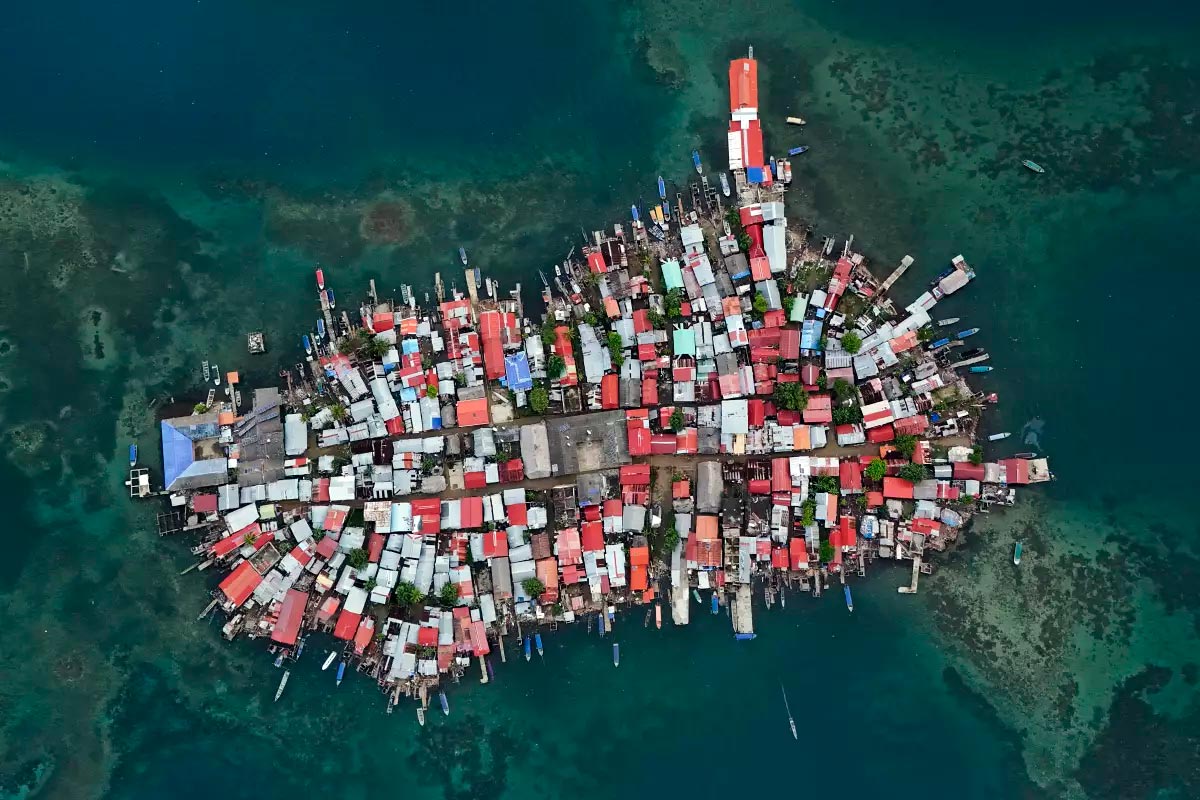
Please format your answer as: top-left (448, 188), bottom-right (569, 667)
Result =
top-left (598, 614), bottom-right (606, 637)
top-left (657, 175), bottom-right (666, 199)
top-left (780, 588), bottom-right (786, 609)
top-left (956, 327), bottom-right (980, 338)
top-left (316, 318), bottom-right (326, 340)
top-left (970, 365), bottom-right (993, 373)
top-left (274, 670), bottom-right (290, 702)
top-left (936, 317), bottom-right (960, 327)
top-left (782, 685), bottom-right (799, 740)
top-left (326, 289), bottom-right (335, 309)
top-left (534, 632), bottom-right (544, 659)
top-left (692, 149), bottom-right (702, 174)
top-left (607, 605), bottom-right (615, 623)
top-left (787, 146), bottom-right (809, 156)
top-left (734, 633), bottom-right (756, 641)
top-left (315, 268), bottom-right (325, 290)
top-left (631, 204), bottom-right (639, 223)
top-left (459, 246), bottom-right (468, 265)
top-left (662, 202), bottom-right (670, 222)
top-left (612, 642), bottom-right (620, 667)
top-left (273, 653), bottom-right (284, 668)
top-left (302, 335), bottom-right (312, 355)
top-left (1022, 159), bottom-right (1045, 174)
top-left (844, 585), bottom-right (854, 613)
top-left (692, 589), bottom-right (702, 604)
top-left (416, 707), bottom-right (426, 727)
top-left (786, 116), bottom-right (807, 126)
top-left (711, 594), bottom-right (719, 615)
top-left (655, 604), bottom-right (662, 629)
top-left (1013, 541), bottom-right (1023, 565)
top-left (439, 690), bottom-right (449, 716)
top-left (1014, 451), bottom-right (1037, 459)
top-left (720, 172), bottom-right (731, 196)
top-left (523, 635), bottom-right (531, 662)
top-left (322, 651), bottom-right (337, 670)
top-left (211, 364), bottom-right (220, 385)
top-left (929, 337), bottom-right (950, 349)
top-left (128, 443), bottom-right (137, 467)
top-left (988, 432), bottom-right (1011, 441)
top-left (202, 359), bottom-right (211, 381)
top-left (336, 661), bottom-right (346, 686)
top-left (960, 347), bottom-right (984, 359)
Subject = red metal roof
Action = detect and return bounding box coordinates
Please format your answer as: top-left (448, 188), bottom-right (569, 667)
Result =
top-left (883, 477), bottom-right (915, 499)
top-left (894, 415), bottom-right (930, 435)
top-left (620, 464), bottom-right (651, 485)
top-left (581, 520), bottom-right (604, 552)
top-left (729, 57), bottom-right (759, 111)
top-left (803, 395), bottom-right (833, 423)
top-left (193, 493), bottom-right (218, 513)
top-left (219, 563), bottom-right (262, 607)
top-left (627, 421), bottom-right (651, 456)
top-left (953, 462), bottom-right (987, 481)
top-left (368, 532), bottom-right (385, 562)
top-left (461, 496), bottom-right (484, 528)
top-left (333, 609), bottom-right (361, 640)
top-left (270, 589), bottom-right (308, 645)
top-left (601, 373), bottom-right (618, 409)
top-left (456, 397), bottom-right (490, 427)
top-left (353, 617), bottom-right (375, 655)
top-left (866, 424), bottom-right (895, 444)
top-left (840, 461), bottom-right (863, 492)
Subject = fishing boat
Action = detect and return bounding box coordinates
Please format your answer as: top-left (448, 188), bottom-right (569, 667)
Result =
top-left (692, 589), bottom-right (702, 604)
top-left (960, 347), bottom-right (985, 359)
top-left (322, 651), bottom-right (337, 670)
top-left (655, 604), bottom-right (662, 629)
top-left (336, 661), bottom-right (346, 686)
top-left (296, 637), bottom-right (306, 658)
top-left (211, 364), bottom-right (220, 385)
top-left (486, 658), bottom-right (495, 682)
top-left (274, 670), bottom-right (290, 702)
top-left (1013, 541), bottom-right (1023, 565)
top-left (273, 653), bottom-right (284, 668)
top-left (607, 605), bottom-right (615, 623)
top-left (630, 204), bottom-right (639, 223)
top-left (1022, 159), bottom-right (1045, 174)
top-left (316, 318), bottom-right (326, 340)
top-left (302, 334), bottom-right (312, 355)
top-left (128, 443), bottom-right (137, 467)
top-left (929, 337), bottom-right (951, 349)
top-left (315, 268), bottom-right (325, 290)
top-left (523, 635), bottom-right (531, 662)
top-left (612, 643), bottom-right (620, 667)
top-left (787, 146), bottom-right (809, 156)
top-left (936, 317), bottom-right (960, 327)
top-left (844, 585), bottom-right (854, 613)
top-left (459, 246), bottom-right (468, 265)
top-left (326, 289), bottom-right (335, 309)
top-left (534, 632), bottom-right (544, 659)
top-left (719, 172), bottom-right (731, 196)
top-left (970, 365), bottom-right (993, 373)
top-left (1014, 451), bottom-right (1038, 459)
top-left (416, 707), bottom-right (426, 727)
top-left (657, 175), bottom-right (666, 199)
top-left (692, 149), bottom-right (702, 174)
top-left (202, 359), bottom-right (211, 381)
top-left (956, 327), bottom-right (980, 338)
top-left (598, 614), bottom-right (606, 637)
top-left (711, 594), bottom-right (719, 615)
top-left (988, 432), bottom-right (1012, 441)
top-left (439, 690), bottom-right (449, 716)
top-left (782, 685), bottom-right (798, 740)
top-left (786, 116), bottom-right (806, 126)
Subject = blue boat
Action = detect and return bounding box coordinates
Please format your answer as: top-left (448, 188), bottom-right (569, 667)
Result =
top-left (459, 246), bottom-right (468, 265)
top-left (844, 586), bottom-right (854, 613)
top-left (302, 334), bottom-right (312, 355)
top-left (534, 632), bottom-right (544, 659)
top-left (631, 204), bottom-right (639, 223)
top-left (523, 635), bottom-right (531, 662)
top-left (735, 633), bottom-right (757, 641)
top-left (598, 614), bottom-right (607, 637)
top-left (929, 337), bottom-right (950, 349)
top-left (326, 289), bottom-right (335, 309)
top-left (711, 594), bottom-right (719, 615)
top-left (336, 661), bottom-right (346, 685)
top-left (128, 443), bottom-right (137, 467)
top-left (473, 267), bottom-right (481, 288)
top-left (956, 327), bottom-right (980, 338)
top-left (970, 365), bottom-right (993, 373)
top-left (316, 318), bottom-right (325, 339)
top-left (662, 202), bottom-right (670, 221)
top-left (657, 175), bottom-right (666, 199)
top-left (692, 149), bottom-right (702, 174)
top-left (612, 642), bottom-right (620, 667)
top-left (486, 658), bottom-right (495, 681)
top-left (788, 146), bottom-right (809, 156)
top-left (770, 155), bottom-right (777, 178)
top-left (439, 690), bottom-right (449, 716)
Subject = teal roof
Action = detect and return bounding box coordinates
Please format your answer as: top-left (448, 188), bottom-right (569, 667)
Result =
top-left (673, 327), bottom-right (696, 357)
top-left (661, 259), bottom-right (683, 291)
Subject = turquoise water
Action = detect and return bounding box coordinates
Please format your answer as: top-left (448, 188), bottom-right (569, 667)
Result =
top-left (1, 2), bottom-right (1198, 797)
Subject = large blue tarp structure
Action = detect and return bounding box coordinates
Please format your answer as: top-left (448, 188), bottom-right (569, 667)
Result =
top-left (161, 420), bottom-right (196, 489)
top-left (504, 352), bottom-right (533, 392)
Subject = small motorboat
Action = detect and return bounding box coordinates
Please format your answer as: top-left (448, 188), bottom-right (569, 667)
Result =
top-left (416, 707), bottom-right (426, 727)
top-left (959, 347), bottom-right (985, 359)
top-left (322, 651), bottom-right (337, 670)
top-left (303, 334), bottom-right (312, 355)
top-left (336, 661), bottom-right (346, 686)
top-left (459, 246), bottom-right (468, 265)
top-left (211, 364), bottom-right (220, 385)
top-left (970, 365), bottom-right (993, 373)
top-left (612, 642), bottom-right (620, 667)
top-left (956, 327), bottom-right (980, 338)
top-left (128, 443), bottom-right (137, 467)
top-left (786, 116), bottom-right (806, 126)
top-left (720, 172), bottom-right (731, 197)
top-left (692, 589), bottom-right (702, 604)
top-left (711, 594), bottom-right (719, 615)
top-left (273, 653), bottom-right (284, 668)
top-left (534, 632), bottom-right (544, 659)
top-left (844, 585), bottom-right (854, 613)
top-left (936, 317), bottom-right (960, 327)
top-left (788, 146), bottom-right (809, 156)
top-left (607, 605), bottom-right (615, 623)
top-left (782, 685), bottom-right (798, 740)
top-left (1013, 541), bottom-right (1023, 565)
top-left (486, 658), bottom-right (495, 682)
top-left (655, 604), bottom-right (662, 629)
top-left (692, 149), bottom-right (702, 174)
top-left (1014, 451), bottom-right (1038, 459)
top-left (315, 268), bottom-right (325, 290)
top-left (326, 289), bottom-right (335, 309)
top-left (928, 337), bottom-right (951, 349)
top-left (1022, 159), bottom-right (1045, 174)
top-left (274, 670), bottom-right (290, 702)
top-left (598, 614), bottom-right (607, 637)
top-left (988, 432), bottom-right (1012, 441)
top-left (316, 318), bottom-right (325, 339)
top-left (523, 635), bottom-right (531, 662)
top-left (657, 175), bottom-right (666, 199)
top-left (439, 690), bottom-right (449, 716)
top-left (631, 204), bottom-right (639, 223)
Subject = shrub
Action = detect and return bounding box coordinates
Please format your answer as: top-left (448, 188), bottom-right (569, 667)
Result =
top-left (547, 355), bottom-right (566, 379)
top-left (842, 331), bottom-right (862, 354)
top-left (529, 386), bottom-right (549, 414)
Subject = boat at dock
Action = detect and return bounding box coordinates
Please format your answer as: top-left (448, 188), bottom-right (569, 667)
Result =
top-left (597, 614), bottom-right (606, 637)
top-left (326, 289), bottom-right (335, 309)
top-left (416, 707), bottom-right (426, 727)
top-left (1014, 542), bottom-right (1023, 565)
top-left (612, 642), bottom-right (620, 667)
top-left (316, 318), bottom-right (325, 340)
top-left (692, 149), bottom-right (702, 174)
top-left (534, 632), bottom-right (544, 659)
top-left (523, 635), bottom-right (531, 662)
top-left (274, 670), bottom-right (290, 702)
top-left (336, 661), bottom-right (346, 686)
top-left (315, 268), bottom-right (325, 289)
top-left (630, 204), bottom-right (639, 223)
top-left (439, 690), bottom-right (449, 716)
top-left (711, 594), bottom-right (719, 615)
top-left (692, 589), bottom-right (702, 604)
top-left (459, 247), bottom-right (468, 265)
top-left (988, 432), bottom-right (1012, 441)
top-left (782, 685), bottom-right (798, 740)
top-left (787, 145), bottom-right (809, 156)
top-left (655, 604), bottom-right (662, 629)
top-left (786, 116), bottom-right (806, 126)
top-left (657, 175), bottom-right (666, 199)
top-left (211, 364), bottom-right (220, 385)
top-left (720, 172), bottom-right (731, 196)
top-left (1022, 159), bottom-right (1045, 173)
top-left (1014, 451), bottom-right (1038, 459)
top-left (128, 443), bottom-right (137, 467)
top-left (956, 327), bottom-right (980, 338)
top-left (936, 317), bottom-right (960, 327)
top-left (302, 335), bottom-right (312, 355)
top-left (322, 651), bottom-right (337, 670)
top-left (970, 365), bottom-right (993, 373)
top-left (929, 337), bottom-right (950, 349)
top-left (844, 585), bottom-right (854, 613)
top-left (201, 360), bottom-right (211, 381)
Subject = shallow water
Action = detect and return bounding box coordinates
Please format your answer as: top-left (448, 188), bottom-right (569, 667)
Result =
top-left (1, 1), bottom-right (1198, 798)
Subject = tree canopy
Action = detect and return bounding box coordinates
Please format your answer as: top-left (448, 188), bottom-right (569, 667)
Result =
top-left (529, 386), bottom-right (549, 414)
top-left (865, 458), bottom-right (887, 482)
top-left (819, 541), bottom-right (835, 563)
top-left (831, 405), bottom-right (863, 425)
top-left (438, 582), bottom-right (460, 607)
top-left (669, 408), bottom-right (685, 432)
top-left (894, 434), bottom-right (918, 458)
top-left (665, 288), bottom-right (685, 320)
top-left (608, 332), bottom-right (625, 367)
top-left (347, 548), bottom-right (369, 570)
top-left (752, 293), bottom-right (768, 317)
top-left (841, 331), bottom-right (862, 354)
top-left (547, 355), bottom-right (566, 379)
top-left (773, 382), bottom-right (808, 411)
top-left (522, 577), bottom-right (546, 599)
top-left (898, 463), bottom-right (927, 483)
top-left (969, 444), bottom-right (984, 465)
top-left (831, 378), bottom-right (856, 402)
top-left (392, 581), bottom-right (422, 607)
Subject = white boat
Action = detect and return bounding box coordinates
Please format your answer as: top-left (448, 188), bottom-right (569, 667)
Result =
top-left (274, 670), bottom-right (290, 702)
top-left (719, 172), bottom-right (731, 196)
top-left (212, 363), bottom-right (220, 386)
top-left (936, 317), bottom-right (960, 327)
top-left (786, 116), bottom-right (806, 126)
top-left (782, 685), bottom-right (798, 740)
top-left (321, 651), bottom-right (337, 670)
top-left (988, 432), bottom-right (1011, 441)
top-left (416, 707), bottom-right (426, 726)
top-left (201, 360), bottom-right (211, 381)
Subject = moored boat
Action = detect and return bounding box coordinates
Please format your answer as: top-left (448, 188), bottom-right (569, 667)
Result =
top-left (956, 327), bottom-right (980, 338)
top-left (211, 364), bottom-right (220, 385)
top-left (316, 318), bottom-right (325, 340)
top-left (322, 651), bottom-right (337, 670)
top-left (692, 589), bottom-right (702, 604)
top-left (786, 116), bottom-right (806, 126)
top-left (788, 145), bottom-right (809, 156)
top-left (936, 317), bottom-right (960, 327)
top-left (1013, 541), bottom-right (1023, 565)
top-left (970, 365), bottom-right (993, 373)
top-left (844, 585), bottom-right (854, 613)
top-left (598, 614), bottom-right (606, 637)
top-left (630, 204), bottom-right (639, 223)
top-left (416, 707), bottom-right (426, 727)
top-left (612, 642), bottom-right (620, 667)
top-left (655, 604), bottom-right (662, 629)
top-left (692, 149), bottom-right (702, 174)
top-left (1022, 159), bottom-right (1045, 174)
top-left (523, 635), bottom-right (531, 662)
top-left (782, 685), bottom-right (798, 740)
top-left (439, 690), bottom-right (449, 716)
top-left (657, 175), bottom-right (666, 199)
top-left (129, 443), bottom-right (137, 467)
top-left (720, 172), bottom-right (731, 196)
top-left (336, 661), bottom-right (346, 686)
top-left (988, 432), bottom-right (1011, 441)
top-left (929, 337), bottom-right (951, 349)
top-left (711, 594), bottom-right (719, 615)
top-left (315, 268), bottom-right (325, 290)
top-left (274, 670), bottom-right (290, 702)
top-left (459, 246), bottom-right (468, 265)
top-left (534, 632), bottom-right (544, 659)
top-left (326, 289), bottom-right (335, 309)
top-left (303, 334), bottom-right (312, 355)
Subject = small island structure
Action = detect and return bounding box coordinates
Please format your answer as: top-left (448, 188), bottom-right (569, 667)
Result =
top-left (146, 49), bottom-right (1052, 713)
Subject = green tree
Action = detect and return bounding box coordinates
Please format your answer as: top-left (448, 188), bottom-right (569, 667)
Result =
top-left (426, 383), bottom-right (439, 398)
top-left (800, 500), bottom-right (816, 527)
top-left (392, 581), bottom-right (422, 607)
top-left (781, 296), bottom-right (795, 318)
top-left (816, 373), bottom-right (828, 390)
top-left (367, 336), bottom-right (390, 359)
top-left (193, 402), bottom-right (209, 414)
top-left (647, 309), bottom-right (665, 329)
top-left (812, 475), bottom-right (840, 494)
top-left (898, 463), bottom-right (927, 483)
top-left (522, 577), bottom-right (546, 599)
top-left (438, 582), bottom-right (460, 607)
top-left (865, 458), bottom-right (887, 482)
top-left (831, 405), bottom-right (863, 425)
top-left (669, 408), bottom-right (685, 432)
top-left (894, 434), bottom-right (918, 459)
top-left (347, 548), bottom-right (369, 570)
top-left (917, 326), bottom-right (934, 343)
top-left (608, 332), bottom-right (625, 367)
top-left (584, 311), bottom-right (599, 326)
top-left (529, 386), bottom-right (549, 414)
top-left (737, 232), bottom-right (752, 253)
top-left (547, 355), bottom-right (566, 379)
top-left (831, 378), bottom-right (856, 402)
top-left (541, 321), bottom-right (557, 346)
top-left (842, 331), bottom-right (862, 354)
top-left (773, 382), bottom-right (808, 411)
top-left (329, 403), bottom-right (348, 423)
top-left (665, 288), bottom-right (685, 320)
top-left (969, 444), bottom-right (984, 465)
top-left (662, 526), bottom-right (680, 553)
top-left (819, 541), bottom-right (835, 563)
top-left (725, 208), bottom-right (741, 229)
top-left (752, 293), bottom-right (768, 317)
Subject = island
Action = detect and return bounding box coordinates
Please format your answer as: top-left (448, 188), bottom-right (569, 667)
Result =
top-left (132, 49), bottom-right (1052, 717)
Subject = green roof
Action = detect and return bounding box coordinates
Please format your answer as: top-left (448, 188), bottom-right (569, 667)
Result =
top-left (661, 259), bottom-right (684, 291)
top-left (673, 327), bottom-right (696, 356)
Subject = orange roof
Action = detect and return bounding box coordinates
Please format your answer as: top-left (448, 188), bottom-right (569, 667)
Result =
top-left (630, 545), bottom-right (650, 566)
top-left (226, 371), bottom-right (239, 385)
top-left (630, 563), bottom-right (648, 592)
top-left (696, 515), bottom-right (719, 540)
top-left (729, 58), bottom-right (759, 111)
top-left (793, 426), bottom-right (811, 450)
top-left (604, 297), bottom-right (620, 319)
top-left (219, 561), bottom-right (261, 607)
top-left (456, 397), bottom-right (490, 427)
top-left (218, 411), bottom-right (236, 426)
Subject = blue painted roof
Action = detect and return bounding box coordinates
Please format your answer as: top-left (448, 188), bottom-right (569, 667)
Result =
top-left (746, 167), bottom-right (765, 184)
top-left (504, 352), bottom-right (533, 392)
top-left (800, 320), bottom-right (824, 351)
top-left (161, 420), bottom-right (195, 490)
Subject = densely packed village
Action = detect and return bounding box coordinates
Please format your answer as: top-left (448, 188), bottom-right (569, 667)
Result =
top-left (145, 50), bottom-right (1052, 713)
